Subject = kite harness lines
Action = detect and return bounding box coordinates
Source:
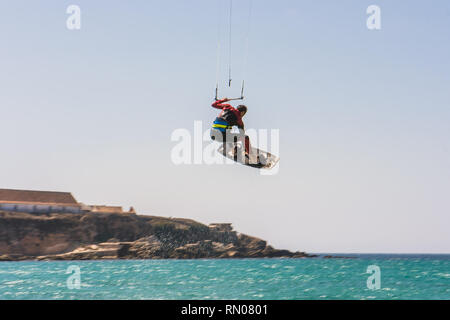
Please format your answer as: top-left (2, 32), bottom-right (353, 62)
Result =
top-left (215, 0), bottom-right (253, 102)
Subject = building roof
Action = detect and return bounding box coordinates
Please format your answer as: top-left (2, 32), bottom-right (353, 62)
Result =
top-left (90, 205), bottom-right (124, 213)
top-left (0, 188), bottom-right (79, 206)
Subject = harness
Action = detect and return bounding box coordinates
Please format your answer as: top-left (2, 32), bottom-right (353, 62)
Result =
top-left (212, 118), bottom-right (232, 132)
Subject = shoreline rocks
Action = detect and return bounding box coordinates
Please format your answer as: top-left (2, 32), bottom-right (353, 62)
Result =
top-left (0, 211), bottom-right (316, 261)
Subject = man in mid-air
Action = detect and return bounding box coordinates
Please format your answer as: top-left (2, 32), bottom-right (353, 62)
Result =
top-left (210, 98), bottom-right (251, 161)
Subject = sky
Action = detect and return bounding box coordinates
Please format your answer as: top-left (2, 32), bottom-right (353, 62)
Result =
top-left (0, 0), bottom-right (449, 253)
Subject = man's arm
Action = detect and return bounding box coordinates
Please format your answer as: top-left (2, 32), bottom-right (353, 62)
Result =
top-left (237, 121), bottom-right (245, 133)
top-left (212, 98), bottom-right (231, 110)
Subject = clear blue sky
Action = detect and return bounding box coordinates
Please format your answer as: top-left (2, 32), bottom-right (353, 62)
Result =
top-left (1, 1), bottom-right (449, 253)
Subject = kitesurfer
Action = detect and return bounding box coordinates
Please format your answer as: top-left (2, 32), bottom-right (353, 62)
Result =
top-left (210, 98), bottom-right (251, 159)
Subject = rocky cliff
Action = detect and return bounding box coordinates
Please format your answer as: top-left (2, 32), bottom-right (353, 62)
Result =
top-left (0, 211), bottom-right (313, 261)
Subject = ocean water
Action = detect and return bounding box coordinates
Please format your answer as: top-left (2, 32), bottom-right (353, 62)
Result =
top-left (0, 255), bottom-right (448, 300)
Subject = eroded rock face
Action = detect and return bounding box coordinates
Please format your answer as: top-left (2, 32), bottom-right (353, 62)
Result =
top-left (0, 211), bottom-right (314, 260)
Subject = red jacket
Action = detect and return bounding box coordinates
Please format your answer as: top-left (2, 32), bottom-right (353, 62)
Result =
top-left (212, 99), bottom-right (244, 129)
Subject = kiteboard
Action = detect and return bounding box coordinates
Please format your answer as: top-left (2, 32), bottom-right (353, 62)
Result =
top-left (217, 142), bottom-right (279, 170)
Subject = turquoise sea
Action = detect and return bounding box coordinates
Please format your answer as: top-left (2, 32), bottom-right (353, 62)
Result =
top-left (0, 255), bottom-right (448, 300)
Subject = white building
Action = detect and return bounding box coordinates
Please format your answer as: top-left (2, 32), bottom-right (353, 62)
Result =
top-left (0, 188), bottom-right (82, 214)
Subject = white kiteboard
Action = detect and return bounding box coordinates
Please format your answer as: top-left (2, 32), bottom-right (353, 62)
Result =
top-left (217, 142), bottom-right (279, 169)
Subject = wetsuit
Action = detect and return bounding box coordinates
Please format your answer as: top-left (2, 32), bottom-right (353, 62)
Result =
top-left (210, 99), bottom-right (250, 154)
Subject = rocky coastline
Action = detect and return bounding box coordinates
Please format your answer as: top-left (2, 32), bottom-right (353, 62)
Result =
top-left (0, 211), bottom-right (315, 261)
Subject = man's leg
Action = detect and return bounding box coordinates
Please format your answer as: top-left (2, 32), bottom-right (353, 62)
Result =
top-left (211, 129), bottom-right (227, 156)
top-left (225, 131), bottom-right (250, 163)
top-left (244, 135), bottom-right (251, 155)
